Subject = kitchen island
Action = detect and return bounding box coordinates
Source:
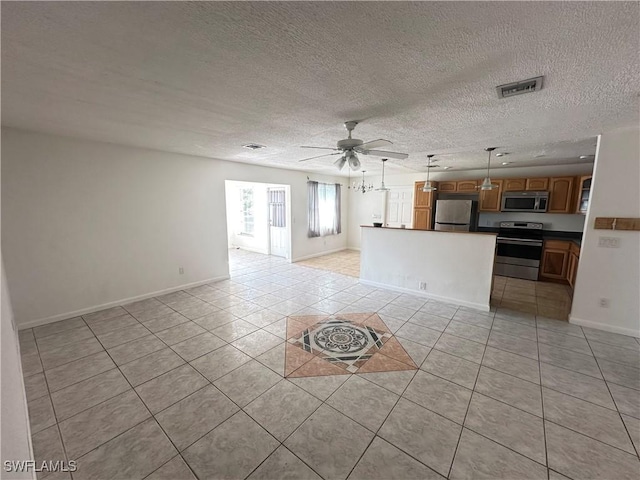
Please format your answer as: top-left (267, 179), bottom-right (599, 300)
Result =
top-left (360, 226), bottom-right (497, 311)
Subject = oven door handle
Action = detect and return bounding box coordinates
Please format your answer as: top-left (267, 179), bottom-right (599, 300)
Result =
top-left (497, 237), bottom-right (543, 246)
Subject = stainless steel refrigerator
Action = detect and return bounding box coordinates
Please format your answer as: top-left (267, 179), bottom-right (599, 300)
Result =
top-left (434, 199), bottom-right (478, 231)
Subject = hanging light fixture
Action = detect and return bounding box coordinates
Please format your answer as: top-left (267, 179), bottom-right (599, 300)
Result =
top-left (422, 154), bottom-right (437, 192)
top-left (353, 170), bottom-right (374, 194)
top-left (376, 158), bottom-right (390, 191)
top-left (334, 155), bottom-right (347, 170)
top-left (480, 147), bottom-right (498, 191)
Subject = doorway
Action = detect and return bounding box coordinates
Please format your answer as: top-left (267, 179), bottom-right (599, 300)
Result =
top-left (225, 181), bottom-right (291, 260)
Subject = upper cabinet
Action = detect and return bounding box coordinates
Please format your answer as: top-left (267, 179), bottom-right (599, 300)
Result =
top-left (526, 178), bottom-right (549, 191)
top-left (503, 178), bottom-right (527, 191)
top-left (548, 177), bottom-right (575, 213)
top-left (457, 180), bottom-right (479, 192)
top-left (479, 179), bottom-right (503, 212)
top-left (438, 181), bottom-right (457, 192)
top-left (414, 181), bottom-right (435, 208)
top-left (575, 175), bottom-right (592, 214)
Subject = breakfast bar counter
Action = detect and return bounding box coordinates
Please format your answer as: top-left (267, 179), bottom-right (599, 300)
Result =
top-left (360, 226), bottom-right (497, 311)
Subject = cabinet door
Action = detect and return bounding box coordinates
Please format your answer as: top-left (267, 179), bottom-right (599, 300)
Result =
top-left (548, 177), bottom-right (575, 213)
top-left (567, 253), bottom-right (578, 288)
top-left (540, 249), bottom-right (569, 279)
top-left (413, 208), bottom-right (432, 230)
top-left (457, 180), bottom-right (479, 192)
top-left (438, 181), bottom-right (457, 192)
top-left (504, 178), bottom-right (527, 191)
top-left (575, 175), bottom-right (592, 214)
top-left (479, 179), bottom-right (503, 212)
top-left (414, 182), bottom-right (434, 208)
top-left (526, 178), bottom-right (549, 191)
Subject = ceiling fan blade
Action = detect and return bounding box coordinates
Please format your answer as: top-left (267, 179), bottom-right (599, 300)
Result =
top-left (298, 152), bottom-right (342, 162)
top-left (360, 149), bottom-right (409, 160)
top-left (357, 139), bottom-right (393, 150)
top-left (300, 146), bottom-right (340, 150)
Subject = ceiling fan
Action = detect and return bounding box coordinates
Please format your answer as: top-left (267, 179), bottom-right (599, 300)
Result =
top-left (298, 121), bottom-right (409, 171)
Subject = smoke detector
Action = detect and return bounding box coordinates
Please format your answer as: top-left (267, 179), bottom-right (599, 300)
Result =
top-left (497, 76), bottom-right (544, 98)
top-left (242, 143), bottom-right (266, 150)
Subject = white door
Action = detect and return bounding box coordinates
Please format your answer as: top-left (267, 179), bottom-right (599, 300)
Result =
top-left (268, 188), bottom-right (288, 258)
top-left (385, 187), bottom-right (414, 227)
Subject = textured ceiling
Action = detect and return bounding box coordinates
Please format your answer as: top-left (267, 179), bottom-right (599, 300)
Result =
top-left (2, 2), bottom-right (638, 175)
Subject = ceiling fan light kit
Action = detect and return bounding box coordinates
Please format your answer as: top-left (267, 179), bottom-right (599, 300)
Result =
top-left (298, 121), bottom-right (409, 171)
top-left (422, 154), bottom-right (437, 192)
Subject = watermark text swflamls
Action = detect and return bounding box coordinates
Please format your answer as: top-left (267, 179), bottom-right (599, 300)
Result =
top-left (4, 460), bottom-right (77, 473)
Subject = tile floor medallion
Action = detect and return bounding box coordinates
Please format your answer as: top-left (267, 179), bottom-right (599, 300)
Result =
top-left (285, 313), bottom-right (417, 377)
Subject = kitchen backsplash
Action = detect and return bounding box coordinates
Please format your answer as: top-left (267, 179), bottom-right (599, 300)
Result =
top-left (479, 212), bottom-right (586, 232)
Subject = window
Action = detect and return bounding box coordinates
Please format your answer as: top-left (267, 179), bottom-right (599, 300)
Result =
top-left (308, 181), bottom-right (341, 237)
top-left (268, 189), bottom-right (286, 228)
top-left (240, 187), bottom-right (254, 235)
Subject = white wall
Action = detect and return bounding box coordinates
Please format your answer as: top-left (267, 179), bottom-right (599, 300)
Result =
top-left (2, 128), bottom-right (346, 327)
top-left (1, 260), bottom-right (35, 479)
top-left (360, 227), bottom-right (496, 310)
top-left (571, 127), bottom-right (640, 336)
top-left (348, 163), bottom-right (594, 249)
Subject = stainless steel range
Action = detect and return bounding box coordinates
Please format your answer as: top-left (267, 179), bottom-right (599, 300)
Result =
top-left (494, 221), bottom-right (544, 281)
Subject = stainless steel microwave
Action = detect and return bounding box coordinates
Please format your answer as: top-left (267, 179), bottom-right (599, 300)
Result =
top-left (501, 191), bottom-right (549, 212)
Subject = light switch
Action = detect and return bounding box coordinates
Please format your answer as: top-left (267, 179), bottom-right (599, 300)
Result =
top-left (598, 237), bottom-right (620, 248)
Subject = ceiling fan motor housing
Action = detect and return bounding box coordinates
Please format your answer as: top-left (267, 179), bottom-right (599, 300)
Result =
top-left (337, 138), bottom-right (364, 150)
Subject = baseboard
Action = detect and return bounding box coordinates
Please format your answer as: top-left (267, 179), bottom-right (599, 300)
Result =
top-left (17, 275), bottom-right (230, 330)
top-left (292, 247), bottom-right (348, 263)
top-left (569, 315), bottom-right (640, 338)
top-left (346, 246), bottom-right (361, 251)
top-left (359, 279), bottom-right (490, 312)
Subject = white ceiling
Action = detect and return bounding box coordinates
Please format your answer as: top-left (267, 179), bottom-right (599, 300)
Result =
top-left (2, 2), bottom-right (638, 175)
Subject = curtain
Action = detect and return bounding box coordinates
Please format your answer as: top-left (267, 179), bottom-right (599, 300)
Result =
top-left (308, 181), bottom-right (341, 237)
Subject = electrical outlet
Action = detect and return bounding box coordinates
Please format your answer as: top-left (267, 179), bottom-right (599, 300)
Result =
top-left (179, 267), bottom-right (184, 275)
top-left (598, 237), bottom-right (620, 248)
top-left (419, 282), bottom-right (427, 291)
top-left (599, 298), bottom-right (610, 308)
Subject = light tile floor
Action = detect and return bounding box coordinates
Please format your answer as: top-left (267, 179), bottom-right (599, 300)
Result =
top-left (492, 275), bottom-right (573, 320)
top-left (297, 249), bottom-right (361, 277)
top-left (19, 249), bottom-right (640, 479)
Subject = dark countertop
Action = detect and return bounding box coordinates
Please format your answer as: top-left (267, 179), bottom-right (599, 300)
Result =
top-left (361, 225), bottom-right (497, 236)
top-left (478, 227), bottom-right (582, 246)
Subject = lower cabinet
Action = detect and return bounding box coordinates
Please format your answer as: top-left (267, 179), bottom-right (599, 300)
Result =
top-left (540, 240), bottom-right (570, 280)
top-left (540, 240), bottom-right (580, 286)
top-left (413, 208), bottom-right (432, 230)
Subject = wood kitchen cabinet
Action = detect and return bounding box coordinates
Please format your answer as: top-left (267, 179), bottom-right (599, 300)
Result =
top-left (456, 180), bottom-right (479, 192)
top-left (413, 181), bottom-right (435, 230)
top-left (526, 177), bottom-right (549, 191)
top-left (548, 177), bottom-right (575, 213)
top-left (414, 181), bottom-right (436, 208)
top-left (540, 240), bottom-right (571, 281)
top-left (575, 175), bottom-right (592, 214)
top-left (479, 179), bottom-right (503, 212)
top-left (438, 181), bottom-right (457, 192)
top-left (503, 178), bottom-right (527, 191)
top-left (567, 242), bottom-right (580, 289)
top-left (413, 208), bottom-right (432, 230)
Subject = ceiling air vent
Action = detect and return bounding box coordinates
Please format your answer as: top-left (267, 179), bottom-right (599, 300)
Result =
top-left (496, 76), bottom-right (544, 99)
top-left (242, 143), bottom-right (266, 150)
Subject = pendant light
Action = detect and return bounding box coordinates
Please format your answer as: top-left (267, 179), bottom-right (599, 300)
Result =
top-left (376, 158), bottom-right (390, 191)
top-left (422, 154), bottom-right (437, 192)
top-left (353, 170), bottom-right (373, 194)
top-left (480, 147), bottom-right (498, 191)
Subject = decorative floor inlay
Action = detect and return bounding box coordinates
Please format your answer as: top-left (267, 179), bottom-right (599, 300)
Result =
top-left (285, 313), bottom-right (417, 377)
